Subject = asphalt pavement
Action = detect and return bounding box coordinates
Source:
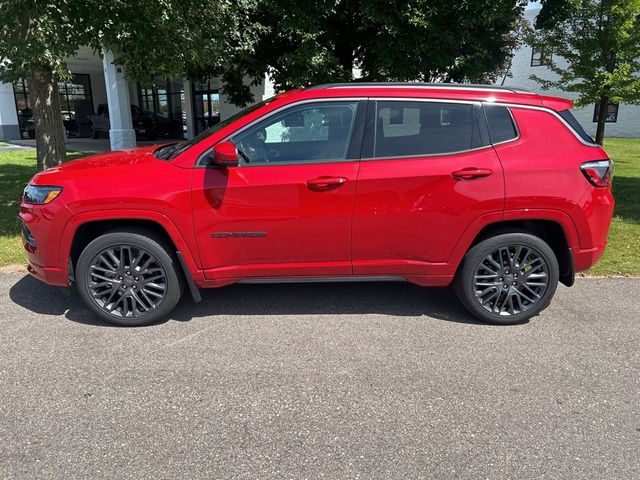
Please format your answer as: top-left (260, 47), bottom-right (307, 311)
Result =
top-left (1, 274), bottom-right (639, 479)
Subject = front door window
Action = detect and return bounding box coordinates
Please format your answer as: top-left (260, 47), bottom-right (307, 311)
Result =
top-left (230, 101), bottom-right (359, 164)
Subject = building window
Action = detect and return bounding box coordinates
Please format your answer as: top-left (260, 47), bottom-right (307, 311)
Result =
top-left (57, 74), bottom-right (93, 137)
top-left (593, 102), bottom-right (619, 123)
top-left (13, 79), bottom-right (32, 139)
top-left (138, 76), bottom-right (186, 138)
top-left (13, 74), bottom-right (94, 139)
top-left (192, 80), bottom-right (221, 135)
top-left (531, 47), bottom-right (552, 67)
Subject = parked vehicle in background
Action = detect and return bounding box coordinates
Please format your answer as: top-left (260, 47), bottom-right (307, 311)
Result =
top-left (20, 83), bottom-right (614, 326)
top-left (88, 104), bottom-right (168, 140)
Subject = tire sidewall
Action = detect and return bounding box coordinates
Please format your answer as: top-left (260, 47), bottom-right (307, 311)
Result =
top-left (455, 233), bottom-right (559, 325)
top-left (76, 231), bottom-right (182, 326)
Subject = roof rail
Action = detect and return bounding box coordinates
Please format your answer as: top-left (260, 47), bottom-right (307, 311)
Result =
top-left (307, 82), bottom-right (534, 94)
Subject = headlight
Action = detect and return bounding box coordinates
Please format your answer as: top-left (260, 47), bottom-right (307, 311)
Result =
top-left (23, 185), bottom-right (62, 205)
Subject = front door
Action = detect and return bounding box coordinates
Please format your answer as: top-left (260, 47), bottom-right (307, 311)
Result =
top-left (191, 100), bottom-right (365, 281)
top-left (352, 99), bottom-right (505, 276)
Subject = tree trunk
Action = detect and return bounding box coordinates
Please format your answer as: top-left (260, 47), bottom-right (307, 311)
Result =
top-left (595, 95), bottom-right (609, 146)
top-left (28, 65), bottom-right (66, 171)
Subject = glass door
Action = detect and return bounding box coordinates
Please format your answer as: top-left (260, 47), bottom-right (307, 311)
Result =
top-left (192, 80), bottom-right (220, 135)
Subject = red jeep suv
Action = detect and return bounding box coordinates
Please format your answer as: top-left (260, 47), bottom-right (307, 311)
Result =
top-left (20, 83), bottom-right (614, 326)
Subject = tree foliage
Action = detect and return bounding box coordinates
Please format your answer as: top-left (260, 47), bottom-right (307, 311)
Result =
top-left (223, 0), bottom-right (528, 104)
top-left (0, 1), bottom-right (98, 169)
top-left (527, 0), bottom-right (640, 144)
top-left (87, 1), bottom-right (237, 86)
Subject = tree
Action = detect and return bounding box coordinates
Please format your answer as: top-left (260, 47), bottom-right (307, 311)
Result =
top-left (87, 1), bottom-right (237, 91)
top-left (527, 0), bottom-right (640, 145)
top-left (0, 0), bottom-right (235, 170)
top-left (222, 0), bottom-right (528, 104)
top-left (0, 1), bottom-right (95, 170)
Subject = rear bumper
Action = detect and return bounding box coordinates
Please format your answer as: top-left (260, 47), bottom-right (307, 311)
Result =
top-left (573, 242), bottom-right (607, 273)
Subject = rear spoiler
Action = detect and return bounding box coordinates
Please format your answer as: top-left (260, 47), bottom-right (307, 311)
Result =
top-left (540, 95), bottom-right (574, 112)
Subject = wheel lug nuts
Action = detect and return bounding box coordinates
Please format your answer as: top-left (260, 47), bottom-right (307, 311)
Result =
top-left (118, 276), bottom-right (123, 280)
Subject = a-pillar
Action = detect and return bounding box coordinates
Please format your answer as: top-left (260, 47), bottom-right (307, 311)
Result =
top-left (102, 48), bottom-right (135, 151)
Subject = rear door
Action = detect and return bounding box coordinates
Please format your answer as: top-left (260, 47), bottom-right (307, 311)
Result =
top-left (352, 99), bottom-right (504, 276)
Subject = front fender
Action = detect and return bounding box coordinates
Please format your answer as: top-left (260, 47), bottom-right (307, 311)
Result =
top-left (58, 209), bottom-right (204, 282)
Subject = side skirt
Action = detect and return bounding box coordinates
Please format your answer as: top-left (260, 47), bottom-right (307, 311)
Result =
top-left (237, 276), bottom-right (407, 284)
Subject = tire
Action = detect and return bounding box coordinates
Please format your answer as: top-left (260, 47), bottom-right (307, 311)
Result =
top-left (146, 128), bottom-right (157, 140)
top-left (89, 123), bottom-right (99, 139)
top-left (76, 229), bottom-right (183, 326)
top-left (454, 233), bottom-right (559, 325)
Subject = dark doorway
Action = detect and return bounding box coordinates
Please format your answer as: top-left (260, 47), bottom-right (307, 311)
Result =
top-left (192, 81), bottom-right (221, 135)
top-left (138, 77), bottom-right (186, 138)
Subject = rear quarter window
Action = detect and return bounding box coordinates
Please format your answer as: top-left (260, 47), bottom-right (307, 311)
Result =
top-left (484, 105), bottom-right (518, 144)
top-left (558, 109), bottom-right (596, 144)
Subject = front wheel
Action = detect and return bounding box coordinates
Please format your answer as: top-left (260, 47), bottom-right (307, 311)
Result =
top-left (454, 233), bottom-right (559, 325)
top-left (76, 230), bottom-right (183, 326)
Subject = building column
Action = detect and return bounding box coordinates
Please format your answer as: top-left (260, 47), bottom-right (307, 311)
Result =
top-left (0, 82), bottom-right (20, 141)
top-left (183, 78), bottom-right (195, 139)
top-left (102, 48), bottom-right (135, 150)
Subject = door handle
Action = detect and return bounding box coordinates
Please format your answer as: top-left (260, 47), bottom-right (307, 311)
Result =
top-left (306, 176), bottom-right (347, 190)
top-left (451, 168), bottom-right (493, 180)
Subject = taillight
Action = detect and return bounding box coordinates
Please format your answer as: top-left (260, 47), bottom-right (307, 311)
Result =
top-left (580, 159), bottom-right (613, 187)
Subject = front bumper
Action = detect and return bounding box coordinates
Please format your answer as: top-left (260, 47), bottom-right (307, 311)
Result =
top-left (19, 202), bottom-right (71, 287)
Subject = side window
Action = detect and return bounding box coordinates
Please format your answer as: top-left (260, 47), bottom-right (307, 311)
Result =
top-left (231, 102), bottom-right (358, 164)
top-left (484, 105), bottom-right (518, 144)
top-left (374, 101), bottom-right (480, 158)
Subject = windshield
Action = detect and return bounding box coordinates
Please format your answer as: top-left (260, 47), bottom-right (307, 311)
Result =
top-left (159, 96), bottom-right (276, 160)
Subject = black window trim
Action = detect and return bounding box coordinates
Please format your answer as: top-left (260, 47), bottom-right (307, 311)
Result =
top-left (361, 97), bottom-right (494, 161)
top-left (197, 97), bottom-right (367, 167)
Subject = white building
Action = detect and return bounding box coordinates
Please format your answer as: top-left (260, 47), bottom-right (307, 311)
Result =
top-left (500, 6), bottom-right (639, 138)
top-left (0, 46), bottom-right (273, 149)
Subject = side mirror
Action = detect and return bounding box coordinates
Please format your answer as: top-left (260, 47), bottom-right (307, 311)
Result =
top-left (210, 141), bottom-right (238, 167)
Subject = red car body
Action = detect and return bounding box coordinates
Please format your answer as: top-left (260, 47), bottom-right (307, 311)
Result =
top-left (20, 84), bottom-right (614, 308)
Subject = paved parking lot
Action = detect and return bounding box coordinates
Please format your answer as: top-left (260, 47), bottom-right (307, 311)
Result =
top-left (1, 274), bottom-right (639, 479)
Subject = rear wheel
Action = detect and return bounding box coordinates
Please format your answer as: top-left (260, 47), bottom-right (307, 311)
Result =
top-left (454, 233), bottom-right (559, 325)
top-left (76, 230), bottom-right (183, 326)
top-left (89, 123), bottom-right (99, 139)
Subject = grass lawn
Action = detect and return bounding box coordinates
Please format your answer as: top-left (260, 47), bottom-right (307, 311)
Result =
top-left (0, 139), bottom-right (638, 275)
top-left (0, 149), bottom-right (87, 267)
top-left (586, 138), bottom-right (640, 276)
